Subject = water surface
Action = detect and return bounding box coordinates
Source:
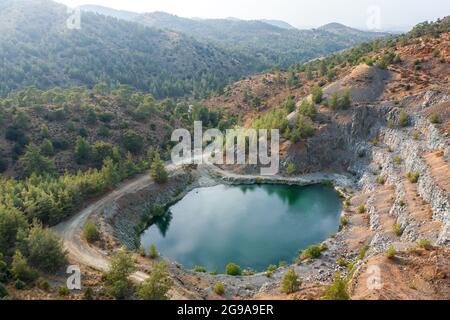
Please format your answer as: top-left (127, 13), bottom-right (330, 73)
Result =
top-left (141, 184), bottom-right (342, 272)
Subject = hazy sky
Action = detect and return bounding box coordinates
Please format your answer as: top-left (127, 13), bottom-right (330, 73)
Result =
top-left (56, 0), bottom-right (449, 31)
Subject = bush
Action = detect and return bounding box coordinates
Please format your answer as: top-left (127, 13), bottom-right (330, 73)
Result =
top-left (40, 139), bottom-right (54, 157)
top-left (149, 244), bottom-right (159, 259)
top-left (357, 204), bottom-right (366, 214)
top-left (214, 282), bottom-right (225, 296)
top-left (386, 246), bottom-right (397, 259)
top-left (311, 86), bottom-right (323, 104)
top-left (376, 175), bottom-right (386, 185)
top-left (138, 262), bottom-right (172, 300)
top-left (281, 268), bottom-right (301, 294)
top-left (398, 111), bottom-right (409, 127)
top-left (407, 172), bottom-right (420, 183)
top-left (83, 220), bottom-right (100, 243)
top-left (20, 144), bottom-right (55, 176)
top-left (417, 239), bottom-right (432, 250)
top-left (122, 130), bottom-right (144, 154)
top-left (394, 223), bottom-right (404, 237)
top-left (11, 251), bottom-right (38, 283)
top-left (83, 287), bottom-right (94, 300)
top-left (0, 283), bottom-right (8, 298)
top-left (393, 156), bottom-right (402, 165)
top-left (26, 221), bottom-right (68, 272)
top-left (265, 264), bottom-right (278, 277)
top-left (429, 113), bottom-right (440, 124)
top-left (340, 216), bottom-right (349, 228)
top-left (322, 273), bottom-right (349, 300)
top-left (58, 286), bottom-right (70, 297)
top-left (36, 278), bottom-right (50, 291)
top-left (286, 163), bottom-right (296, 176)
top-left (299, 245), bottom-right (323, 261)
top-left (337, 258), bottom-right (347, 267)
top-left (138, 245), bottom-right (146, 257)
top-left (194, 266), bottom-right (207, 273)
top-left (225, 263), bottom-right (242, 276)
top-left (14, 279), bottom-right (26, 290)
top-left (105, 249), bottom-right (136, 300)
top-left (358, 246), bottom-right (370, 260)
top-left (150, 152), bottom-right (168, 184)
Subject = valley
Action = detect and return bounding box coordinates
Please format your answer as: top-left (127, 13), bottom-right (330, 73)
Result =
top-left (0, 0), bottom-right (448, 302)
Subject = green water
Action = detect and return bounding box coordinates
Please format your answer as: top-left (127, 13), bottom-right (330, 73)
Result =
top-left (141, 184), bottom-right (342, 272)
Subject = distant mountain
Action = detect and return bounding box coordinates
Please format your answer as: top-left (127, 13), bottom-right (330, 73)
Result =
top-left (0, 0), bottom-right (252, 98)
top-left (259, 19), bottom-right (297, 30)
top-left (81, 6), bottom-right (390, 68)
top-left (319, 22), bottom-right (389, 36)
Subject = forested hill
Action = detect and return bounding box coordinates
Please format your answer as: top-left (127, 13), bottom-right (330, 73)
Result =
top-left (82, 6), bottom-right (391, 68)
top-left (0, 0), bottom-right (251, 99)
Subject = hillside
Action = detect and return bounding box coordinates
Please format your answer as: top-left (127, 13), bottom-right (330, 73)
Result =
top-left (81, 5), bottom-right (390, 69)
top-left (0, 0), bottom-right (251, 99)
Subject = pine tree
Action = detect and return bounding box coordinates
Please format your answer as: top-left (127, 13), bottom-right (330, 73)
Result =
top-left (150, 152), bottom-right (168, 184)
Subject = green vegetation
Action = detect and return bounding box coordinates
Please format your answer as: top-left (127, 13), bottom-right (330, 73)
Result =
top-left (149, 244), bottom-right (159, 259)
top-left (407, 172), bottom-right (420, 183)
top-left (139, 262), bottom-right (172, 300)
top-left (399, 111), bottom-right (410, 127)
top-left (104, 248), bottom-right (136, 300)
top-left (358, 245), bottom-right (370, 260)
top-left (214, 282), bottom-right (225, 296)
top-left (394, 223), bottom-right (404, 237)
top-left (225, 263), bottom-right (242, 276)
top-left (386, 246), bottom-right (397, 259)
top-left (429, 113), bottom-right (440, 124)
top-left (376, 175), bottom-right (387, 185)
top-left (357, 204), bottom-right (366, 214)
top-left (194, 266), bottom-right (207, 273)
top-left (417, 239), bottom-right (432, 250)
top-left (393, 156), bottom-right (403, 165)
top-left (286, 163), bottom-right (296, 176)
top-left (150, 152), bottom-right (168, 184)
top-left (83, 220), bottom-right (100, 243)
top-left (322, 273), bottom-right (350, 300)
top-left (265, 264), bottom-right (278, 277)
top-left (281, 268), bottom-right (301, 294)
top-left (311, 86), bottom-right (323, 104)
top-left (299, 244), bottom-right (327, 261)
top-left (11, 250), bottom-right (38, 284)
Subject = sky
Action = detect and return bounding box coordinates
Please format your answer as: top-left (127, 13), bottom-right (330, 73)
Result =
top-left (55, 0), bottom-right (450, 31)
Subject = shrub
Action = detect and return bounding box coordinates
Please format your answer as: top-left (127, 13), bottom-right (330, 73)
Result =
top-left (0, 283), bottom-right (8, 298)
top-left (83, 220), bottom-right (100, 243)
top-left (281, 268), bottom-right (301, 294)
top-left (75, 136), bottom-right (92, 164)
top-left (83, 287), bottom-right (94, 300)
top-left (137, 245), bottom-right (146, 257)
top-left (407, 172), bottom-right (420, 183)
top-left (386, 246), bottom-right (397, 259)
top-left (149, 244), bottom-right (159, 259)
top-left (40, 139), bottom-right (54, 156)
top-left (299, 245), bottom-right (323, 261)
top-left (357, 204), bottom-right (366, 214)
top-left (36, 278), bottom-right (50, 291)
top-left (122, 130), bottom-right (144, 154)
top-left (214, 282), bottom-right (225, 296)
top-left (265, 265), bottom-right (278, 277)
top-left (311, 85), bottom-right (323, 104)
top-left (370, 137), bottom-right (378, 146)
top-left (15, 279), bottom-right (26, 290)
top-left (26, 221), bottom-right (68, 272)
top-left (105, 249), bottom-right (136, 300)
top-left (322, 273), bottom-right (349, 300)
top-left (394, 223), bottom-right (404, 237)
top-left (376, 175), bottom-right (386, 185)
top-left (358, 246), bottom-right (370, 260)
top-left (340, 216), bottom-right (349, 228)
top-left (194, 266), bottom-right (207, 273)
top-left (412, 131), bottom-right (420, 140)
top-left (337, 258), bottom-right (347, 267)
top-left (11, 251), bottom-right (38, 283)
top-left (20, 144), bottom-right (55, 176)
top-left (429, 113), bottom-right (440, 124)
top-left (150, 152), bottom-right (168, 184)
top-left (286, 163), bottom-right (296, 176)
top-left (225, 263), bottom-right (242, 276)
top-left (398, 111), bottom-right (409, 127)
top-left (417, 239), bottom-right (432, 250)
top-left (393, 156), bottom-right (402, 165)
top-left (138, 262), bottom-right (172, 300)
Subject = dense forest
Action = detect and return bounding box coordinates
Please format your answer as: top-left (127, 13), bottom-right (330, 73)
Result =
top-left (0, 0), bottom-right (252, 99)
top-left (83, 6), bottom-right (391, 69)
